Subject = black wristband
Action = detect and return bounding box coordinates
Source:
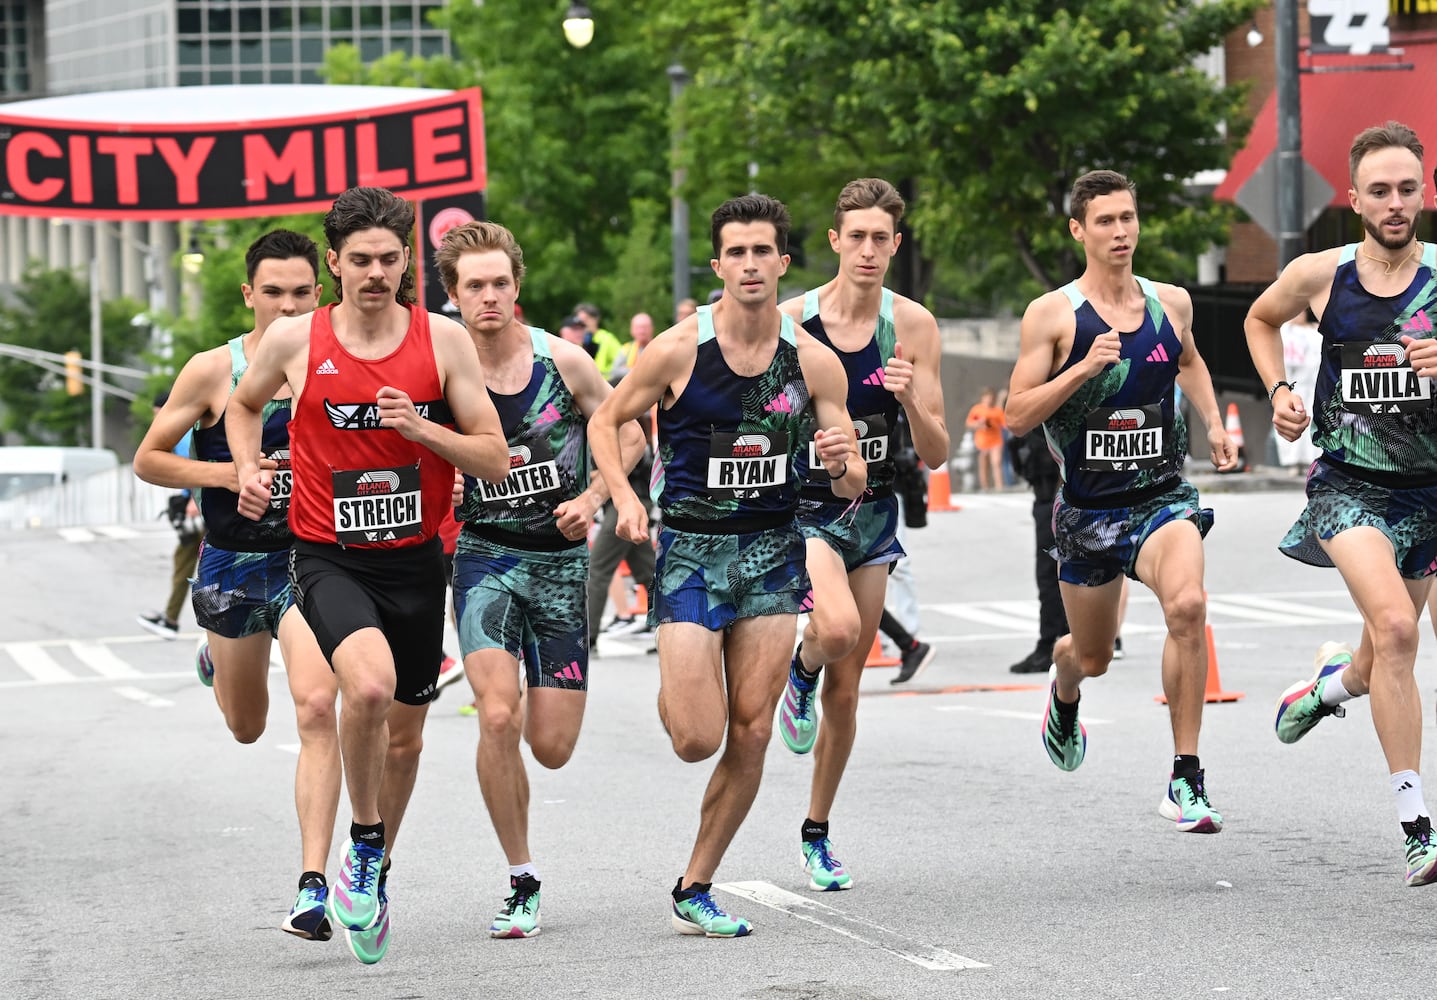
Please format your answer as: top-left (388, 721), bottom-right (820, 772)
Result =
top-left (1267, 379), bottom-right (1296, 403)
top-left (828, 461), bottom-right (848, 480)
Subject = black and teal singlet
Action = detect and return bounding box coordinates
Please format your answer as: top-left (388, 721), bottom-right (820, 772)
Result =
top-left (1042, 276), bottom-right (1187, 505)
top-left (794, 287), bottom-right (899, 501)
top-left (456, 327), bottom-right (589, 548)
top-left (655, 305), bottom-right (810, 530)
top-left (192, 336), bottom-right (292, 551)
top-left (1311, 243), bottom-right (1437, 479)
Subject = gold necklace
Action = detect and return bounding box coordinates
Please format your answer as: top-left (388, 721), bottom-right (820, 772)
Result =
top-left (1360, 242), bottom-right (1421, 275)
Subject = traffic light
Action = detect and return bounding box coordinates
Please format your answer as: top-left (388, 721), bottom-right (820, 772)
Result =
top-left (64, 350), bottom-right (83, 396)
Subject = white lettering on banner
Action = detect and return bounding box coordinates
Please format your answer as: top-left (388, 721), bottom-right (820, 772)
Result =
top-left (708, 456), bottom-right (783, 490)
top-left (333, 492), bottom-right (421, 531)
top-left (480, 460), bottom-right (560, 501)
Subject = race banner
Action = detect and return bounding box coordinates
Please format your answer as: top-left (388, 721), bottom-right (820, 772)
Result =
top-left (417, 188), bottom-right (488, 315)
top-left (0, 88), bottom-right (484, 220)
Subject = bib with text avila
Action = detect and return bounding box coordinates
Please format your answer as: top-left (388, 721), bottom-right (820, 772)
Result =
top-left (1339, 342), bottom-right (1432, 415)
top-left (707, 431), bottom-right (789, 499)
top-left (331, 462), bottom-right (422, 544)
top-left (1081, 405), bottom-right (1166, 472)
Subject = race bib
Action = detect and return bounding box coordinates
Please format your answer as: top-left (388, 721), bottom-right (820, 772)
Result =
top-left (807, 414), bottom-right (889, 471)
top-left (331, 463), bottom-right (422, 544)
top-left (707, 431), bottom-right (789, 498)
top-left (267, 448), bottom-right (292, 512)
top-left (1080, 406), bottom-right (1166, 472)
top-left (476, 441), bottom-right (562, 509)
top-left (1340, 341), bottom-right (1432, 414)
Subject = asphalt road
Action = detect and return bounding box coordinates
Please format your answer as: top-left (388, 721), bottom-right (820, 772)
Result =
top-left (2, 484), bottom-right (1434, 1000)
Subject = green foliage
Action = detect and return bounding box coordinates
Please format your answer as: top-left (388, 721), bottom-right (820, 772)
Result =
top-left (593, 199), bottom-right (672, 327)
top-left (656, 0), bottom-right (1262, 301)
top-left (0, 265), bottom-right (146, 447)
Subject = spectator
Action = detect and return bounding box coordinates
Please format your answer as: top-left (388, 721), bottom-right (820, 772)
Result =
top-left (609, 312), bottom-right (655, 383)
top-left (136, 387), bottom-right (205, 638)
top-left (965, 386), bottom-right (1006, 491)
top-left (574, 302), bottom-right (623, 378)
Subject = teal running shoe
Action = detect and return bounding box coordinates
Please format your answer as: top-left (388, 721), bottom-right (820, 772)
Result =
top-left (280, 882), bottom-right (332, 941)
top-left (779, 648), bottom-right (818, 755)
top-left (1158, 770), bottom-right (1224, 833)
top-left (670, 880), bottom-right (752, 938)
top-left (195, 638), bottom-right (214, 687)
top-left (1404, 816), bottom-right (1437, 887)
top-left (801, 837), bottom-right (852, 891)
top-left (329, 839), bottom-right (385, 931)
top-left (1041, 670), bottom-right (1086, 771)
top-left (345, 874), bottom-right (389, 964)
top-left (1274, 641), bottom-right (1350, 744)
top-left (490, 874), bottom-right (542, 938)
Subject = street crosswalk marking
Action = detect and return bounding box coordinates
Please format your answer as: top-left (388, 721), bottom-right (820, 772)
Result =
top-left (94, 525), bottom-right (140, 539)
top-left (58, 524), bottom-right (152, 543)
top-left (68, 640), bottom-right (143, 679)
top-left (57, 527), bottom-right (96, 543)
top-left (7, 642), bottom-right (79, 684)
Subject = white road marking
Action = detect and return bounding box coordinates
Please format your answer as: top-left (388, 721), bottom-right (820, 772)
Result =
top-left (113, 686), bottom-right (173, 708)
top-left (6, 643), bottom-right (79, 684)
top-left (276, 743), bottom-right (300, 755)
top-left (1209, 593), bottom-right (1363, 625)
top-left (934, 705), bottom-right (1112, 725)
top-left (1204, 597), bottom-right (1347, 627)
top-left (68, 640), bottom-right (143, 679)
top-left (94, 525), bottom-right (140, 539)
top-left (714, 880), bottom-right (987, 971)
top-left (57, 527), bottom-right (96, 543)
top-left (927, 602), bottom-right (1041, 632)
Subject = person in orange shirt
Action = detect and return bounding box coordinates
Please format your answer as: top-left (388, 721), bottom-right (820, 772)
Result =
top-left (966, 387), bottom-right (1006, 491)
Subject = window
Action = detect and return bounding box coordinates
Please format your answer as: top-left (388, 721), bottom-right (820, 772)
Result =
top-left (298, 5), bottom-right (324, 31)
top-left (420, 34), bottom-right (446, 57)
top-left (389, 3), bottom-right (415, 30)
top-left (300, 37), bottom-right (325, 62)
top-left (270, 67), bottom-right (295, 84)
top-left (210, 69), bottom-right (234, 85)
top-left (239, 37), bottom-right (263, 65)
top-left (268, 7), bottom-right (292, 31)
top-left (179, 38), bottom-right (203, 65)
top-left (360, 5), bottom-right (384, 29)
top-left (240, 68), bottom-right (264, 84)
top-left (207, 38), bottom-right (233, 65)
top-left (177, 8), bottom-right (201, 34)
top-left (331, 6), bottom-right (353, 30)
top-left (179, 69), bottom-right (203, 86)
top-left (361, 36), bottom-right (385, 61)
top-left (268, 37), bottom-right (293, 63)
top-left (207, 7), bottom-right (231, 33)
top-left (237, 6), bottom-right (262, 33)
top-left (300, 66), bottom-right (322, 84)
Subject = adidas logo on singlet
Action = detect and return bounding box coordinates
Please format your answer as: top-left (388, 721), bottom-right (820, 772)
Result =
top-left (314, 358), bottom-right (339, 375)
top-left (1146, 343), bottom-right (1170, 364)
top-left (862, 367), bottom-right (886, 386)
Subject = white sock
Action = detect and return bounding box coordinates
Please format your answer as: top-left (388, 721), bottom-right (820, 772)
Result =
top-left (1390, 770), bottom-right (1427, 824)
top-left (1319, 668), bottom-right (1354, 706)
top-left (510, 862), bottom-right (540, 882)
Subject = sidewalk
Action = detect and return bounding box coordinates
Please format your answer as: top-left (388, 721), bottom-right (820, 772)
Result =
top-left (1187, 462), bottom-right (1307, 493)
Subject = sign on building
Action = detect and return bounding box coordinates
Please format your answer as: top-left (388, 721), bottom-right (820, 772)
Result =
top-left (1311, 0), bottom-right (1391, 54)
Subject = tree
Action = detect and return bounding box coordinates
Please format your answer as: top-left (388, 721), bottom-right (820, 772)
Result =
top-left (658, 0), bottom-right (1263, 307)
top-left (0, 265), bottom-right (146, 447)
top-left (323, 1), bottom-right (675, 328)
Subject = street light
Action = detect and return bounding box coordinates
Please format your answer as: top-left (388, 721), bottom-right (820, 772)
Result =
top-left (668, 63), bottom-right (691, 319)
top-left (562, 3), bottom-right (594, 48)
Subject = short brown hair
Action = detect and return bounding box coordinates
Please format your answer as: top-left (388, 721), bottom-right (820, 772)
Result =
top-left (1069, 170), bottom-right (1137, 226)
top-left (710, 193), bottom-right (791, 255)
top-left (1349, 121), bottom-right (1423, 182)
top-left (323, 187), bottom-right (416, 304)
top-left (834, 177), bottom-right (905, 231)
top-left (435, 221), bottom-right (526, 293)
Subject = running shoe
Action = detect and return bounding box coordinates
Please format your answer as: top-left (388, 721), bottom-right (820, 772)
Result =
top-left (435, 654), bottom-right (464, 693)
top-left (1158, 770), bottom-right (1224, 833)
top-left (280, 883), bottom-right (332, 941)
top-left (489, 874), bottom-right (541, 938)
top-left (801, 837), bottom-right (853, 891)
top-left (1112, 636), bottom-right (1125, 660)
top-left (136, 611), bottom-right (179, 639)
top-left (890, 641), bottom-right (935, 685)
top-left (1041, 668), bottom-right (1086, 771)
top-left (1404, 815), bottom-right (1437, 887)
top-left (458, 701), bottom-right (478, 717)
top-left (779, 649), bottom-right (818, 754)
top-left (345, 876), bottom-right (389, 964)
top-left (195, 637), bottom-right (214, 687)
top-left (1274, 641), bottom-right (1351, 745)
top-left (670, 881), bottom-right (752, 937)
top-left (329, 839), bottom-right (385, 931)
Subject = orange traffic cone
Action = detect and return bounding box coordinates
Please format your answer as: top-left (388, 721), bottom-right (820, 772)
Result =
top-left (863, 634), bottom-right (901, 668)
top-left (927, 462), bottom-right (959, 513)
top-left (1155, 623), bottom-right (1244, 704)
top-left (628, 584), bottom-right (648, 617)
top-left (1220, 402), bottom-right (1249, 473)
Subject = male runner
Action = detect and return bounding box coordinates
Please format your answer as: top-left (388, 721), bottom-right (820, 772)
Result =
top-left (1246, 121), bottom-right (1437, 885)
top-left (1006, 169), bottom-right (1237, 833)
top-left (134, 230), bottom-right (341, 941)
top-left (229, 187), bottom-right (509, 963)
top-left (436, 220), bottom-right (644, 938)
top-left (589, 193), bottom-right (866, 936)
top-left (774, 178), bottom-right (948, 890)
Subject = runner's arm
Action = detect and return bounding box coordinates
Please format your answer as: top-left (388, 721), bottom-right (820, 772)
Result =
top-left (1245, 253), bottom-right (1327, 440)
top-left (134, 350), bottom-right (236, 491)
top-left (400, 317), bottom-right (510, 482)
top-left (229, 319), bottom-right (304, 518)
top-left (800, 337), bottom-right (867, 499)
top-left (551, 337), bottom-right (646, 537)
top-left (890, 299), bottom-right (949, 469)
top-left (1005, 293), bottom-right (1115, 436)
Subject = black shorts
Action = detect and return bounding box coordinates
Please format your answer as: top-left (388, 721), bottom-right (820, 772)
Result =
top-left (289, 537), bottom-right (446, 705)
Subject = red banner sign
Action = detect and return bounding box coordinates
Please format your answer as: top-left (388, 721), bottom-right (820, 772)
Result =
top-left (0, 88), bottom-right (485, 220)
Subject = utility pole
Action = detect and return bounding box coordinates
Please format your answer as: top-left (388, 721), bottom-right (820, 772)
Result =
top-left (1275, 0), bottom-right (1304, 269)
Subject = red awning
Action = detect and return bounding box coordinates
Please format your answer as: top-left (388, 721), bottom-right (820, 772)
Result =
top-left (1214, 42), bottom-right (1437, 207)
